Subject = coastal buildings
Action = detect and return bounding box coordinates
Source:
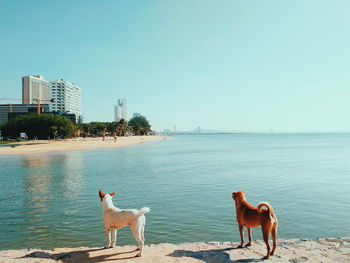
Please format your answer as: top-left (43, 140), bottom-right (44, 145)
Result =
top-left (22, 75), bottom-right (49, 104)
top-left (0, 75), bottom-right (83, 124)
top-left (49, 79), bottom-right (82, 123)
top-left (114, 98), bottom-right (127, 121)
top-left (194, 126), bottom-right (202, 133)
top-left (0, 104), bottom-right (49, 123)
top-left (132, 112), bottom-right (141, 118)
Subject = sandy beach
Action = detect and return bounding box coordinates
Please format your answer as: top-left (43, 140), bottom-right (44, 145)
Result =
top-left (0, 238), bottom-right (349, 262)
top-left (0, 136), bottom-right (165, 155)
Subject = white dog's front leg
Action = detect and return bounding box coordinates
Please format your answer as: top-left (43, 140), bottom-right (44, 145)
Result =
top-left (105, 228), bottom-right (112, 248)
top-left (111, 229), bottom-right (117, 247)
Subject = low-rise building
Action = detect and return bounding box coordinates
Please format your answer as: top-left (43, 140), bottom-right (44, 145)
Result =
top-left (0, 104), bottom-right (50, 123)
top-left (132, 112), bottom-right (141, 118)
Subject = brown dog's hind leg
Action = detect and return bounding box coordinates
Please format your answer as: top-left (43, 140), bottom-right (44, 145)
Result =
top-left (246, 227), bottom-right (252, 246)
top-left (262, 225), bottom-right (271, 259)
top-left (270, 223), bottom-right (278, 255)
top-left (238, 224), bottom-right (245, 248)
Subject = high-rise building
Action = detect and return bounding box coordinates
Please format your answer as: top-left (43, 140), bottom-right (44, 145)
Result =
top-left (114, 98), bottom-right (127, 122)
top-left (22, 75), bottom-right (49, 104)
top-left (49, 79), bottom-right (82, 122)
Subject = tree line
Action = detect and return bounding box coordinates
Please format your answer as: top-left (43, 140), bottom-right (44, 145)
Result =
top-left (0, 114), bottom-right (153, 140)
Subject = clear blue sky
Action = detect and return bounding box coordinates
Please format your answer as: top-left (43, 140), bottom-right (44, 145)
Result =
top-left (1, 0), bottom-right (349, 132)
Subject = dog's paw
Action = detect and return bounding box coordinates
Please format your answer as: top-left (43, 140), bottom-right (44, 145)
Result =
top-left (245, 242), bottom-right (252, 247)
top-left (136, 253), bottom-right (141, 257)
top-left (237, 242), bottom-right (245, 248)
top-left (263, 255), bottom-right (270, 260)
top-left (103, 245), bottom-right (114, 249)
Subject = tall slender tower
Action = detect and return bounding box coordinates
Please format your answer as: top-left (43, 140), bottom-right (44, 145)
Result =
top-left (114, 98), bottom-right (127, 121)
top-left (22, 75), bottom-right (49, 104)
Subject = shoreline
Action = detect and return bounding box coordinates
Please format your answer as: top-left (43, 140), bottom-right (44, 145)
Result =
top-left (0, 136), bottom-right (166, 155)
top-left (0, 238), bottom-right (349, 262)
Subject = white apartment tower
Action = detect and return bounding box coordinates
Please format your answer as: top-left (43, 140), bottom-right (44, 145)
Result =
top-left (22, 75), bottom-right (49, 104)
top-left (114, 98), bottom-right (127, 122)
top-left (49, 79), bottom-right (82, 121)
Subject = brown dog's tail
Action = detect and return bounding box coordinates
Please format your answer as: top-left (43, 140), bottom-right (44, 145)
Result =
top-left (257, 202), bottom-right (275, 218)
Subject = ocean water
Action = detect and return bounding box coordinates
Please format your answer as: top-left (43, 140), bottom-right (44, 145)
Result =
top-left (0, 134), bottom-right (350, 249)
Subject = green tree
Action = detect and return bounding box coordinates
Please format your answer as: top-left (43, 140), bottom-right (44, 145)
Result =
top-left (129, 116), bottom-right (152, 135)
top-left (49, 126), bottom-right (58, 139)
top-left (106, 122), bottom-right (118, 136)
top-left (115, 119), bottom-right (130, 136)
top-left (88, 122), bottom-right (107, 136)
top-left (2, 114), bottom-right (75, 139)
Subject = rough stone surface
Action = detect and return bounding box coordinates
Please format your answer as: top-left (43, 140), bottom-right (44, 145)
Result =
top-left (0, 238), bottom-right (349, 262)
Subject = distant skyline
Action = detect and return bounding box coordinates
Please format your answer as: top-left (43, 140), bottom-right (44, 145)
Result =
top-left (1, 1), bottom-right (350, 132)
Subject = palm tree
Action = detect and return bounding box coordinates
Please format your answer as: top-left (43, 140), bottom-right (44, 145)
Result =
top-left (116, 119), bottom-right (130, 136)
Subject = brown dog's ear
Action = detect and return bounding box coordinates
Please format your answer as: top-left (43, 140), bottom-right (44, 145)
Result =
top-left (99, 190), bottom-right (105, 200)
top-left (232, 192), bottom-right (236, 200)
top-left (110, 192), bottom-right (116, 197)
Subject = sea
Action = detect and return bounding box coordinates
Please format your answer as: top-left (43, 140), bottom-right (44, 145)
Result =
top-left (0, 133), bottom-right (350, 249)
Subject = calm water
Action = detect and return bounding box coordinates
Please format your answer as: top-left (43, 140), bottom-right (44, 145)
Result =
top-left (1, 134), bottom-right (350, 249)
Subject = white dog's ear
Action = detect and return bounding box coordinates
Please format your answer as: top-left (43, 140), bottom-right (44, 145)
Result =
top-left (110, 192), bottom-right (116, 197)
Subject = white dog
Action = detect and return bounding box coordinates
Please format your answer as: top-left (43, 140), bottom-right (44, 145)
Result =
top-left (99, 190), bottom-right (150, 257)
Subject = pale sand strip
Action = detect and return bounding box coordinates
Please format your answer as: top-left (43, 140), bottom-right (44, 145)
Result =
top-left (0, 136), bottom-right (165, 155)
top-left (0, 238), bottom-right (349, 262)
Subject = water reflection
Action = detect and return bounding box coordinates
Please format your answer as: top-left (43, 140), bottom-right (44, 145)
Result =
top-left (20, 153), bottom-right (85, 245)
top-left (22, 156), bottom-right (54, 240)
top-left (61, 153), bottom-right (84, 199)
top-left (22, 156), bottom-right (54, 168)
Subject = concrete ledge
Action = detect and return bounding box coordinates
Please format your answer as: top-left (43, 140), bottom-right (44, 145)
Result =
top-left (1, 238), bottom-right (349, 262)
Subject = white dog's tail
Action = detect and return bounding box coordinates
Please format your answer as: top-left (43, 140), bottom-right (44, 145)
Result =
top-left (257, 202), bottom-right (276, 219)
top-left (137, 207), bottom-right (151, 217)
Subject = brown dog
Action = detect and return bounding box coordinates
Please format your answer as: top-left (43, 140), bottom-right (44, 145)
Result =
top-left (232, 191), bottom-right (278, 259)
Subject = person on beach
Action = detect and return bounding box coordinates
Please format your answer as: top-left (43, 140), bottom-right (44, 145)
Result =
top-left (102, 133), bottom-right (106, 141)
top-left (114, 135), bottom-right (117, 142)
